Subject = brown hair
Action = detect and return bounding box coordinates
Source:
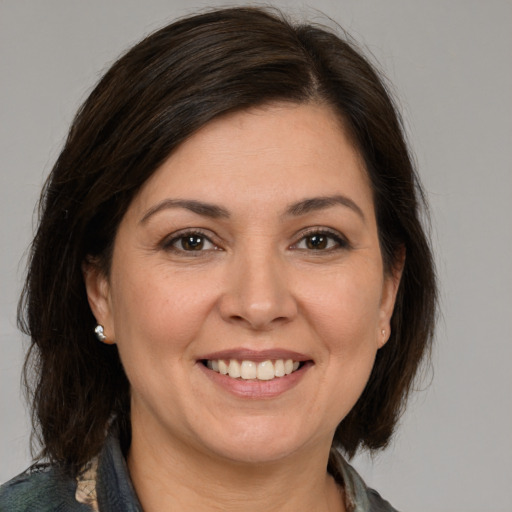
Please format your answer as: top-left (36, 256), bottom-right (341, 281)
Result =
top-left (19, 6), bottom-right (437, 474)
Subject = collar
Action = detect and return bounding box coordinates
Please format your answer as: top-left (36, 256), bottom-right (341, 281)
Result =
top-left (76, 434), bottom-right (396, 512)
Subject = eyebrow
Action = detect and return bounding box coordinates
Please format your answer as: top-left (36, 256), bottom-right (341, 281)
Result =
top-left (140, 194), bottom-right (365, 224)
top-left (140, 199), bottom-right (230, 223)
top-left (285, 195), bottom-right (365, 221)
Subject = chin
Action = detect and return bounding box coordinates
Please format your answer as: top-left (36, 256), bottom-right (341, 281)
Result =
top-left (196, 418), bottom-right (324, 465)
top-left (210, 441), bottom-right (301, 465)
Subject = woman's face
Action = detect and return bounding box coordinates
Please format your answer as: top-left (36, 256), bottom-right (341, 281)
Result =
top-left (86, 102), bottom-right (401, 464)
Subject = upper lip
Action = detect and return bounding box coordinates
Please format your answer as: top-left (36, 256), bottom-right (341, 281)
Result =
top-left (199, 348), bottom-right (311, 363)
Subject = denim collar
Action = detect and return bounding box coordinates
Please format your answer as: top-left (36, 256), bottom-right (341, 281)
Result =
top-left (76, 434), bottom-right (142, 511)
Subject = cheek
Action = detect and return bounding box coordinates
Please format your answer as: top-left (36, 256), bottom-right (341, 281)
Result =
top-left (108, 271), bottom-right (214, 412)
top-left (301, 266), bottom-right (384, 349)
top-left (109, 267), bottom-right (215, 363)
top-left (305, 272), bottom-right (382, 415)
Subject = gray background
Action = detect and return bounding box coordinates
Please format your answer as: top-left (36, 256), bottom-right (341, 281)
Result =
top-left (1, 1), bottom-right (511, 510)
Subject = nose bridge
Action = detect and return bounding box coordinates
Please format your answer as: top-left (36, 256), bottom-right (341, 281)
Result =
top-left (220, 236), bottom-right (297, 329)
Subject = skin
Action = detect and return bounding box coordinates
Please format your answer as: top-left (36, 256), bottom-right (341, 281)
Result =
top-left (85, 102), bottom-right (402, 512)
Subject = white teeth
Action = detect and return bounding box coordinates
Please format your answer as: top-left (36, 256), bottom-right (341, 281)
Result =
top-left (218, 360), bottom-right (228, 375)
top-left (206, 358), bottom-right (303, 381)
top-left (257, 360), bottom-right (275, 381)
top-left (228, 359), bottom-right (241, 378)
top-left (274, 359), bottom-right (285, 377)
top-left (240, 360), bottom-right (257, 380)
top-left (205, 359), bottom-right (218, 371)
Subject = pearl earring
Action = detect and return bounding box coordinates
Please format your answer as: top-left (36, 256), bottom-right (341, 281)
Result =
top-left (94, 324), bottom-right (107, 342)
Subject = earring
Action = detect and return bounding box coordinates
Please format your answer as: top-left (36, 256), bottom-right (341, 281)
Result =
top-left (94, 324), bottom-right (107, 342)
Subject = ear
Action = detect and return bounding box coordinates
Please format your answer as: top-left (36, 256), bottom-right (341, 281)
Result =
top-left (82, 258), bottom-right (116, 344)
top-left (378, 247), bottom-right (405, 348)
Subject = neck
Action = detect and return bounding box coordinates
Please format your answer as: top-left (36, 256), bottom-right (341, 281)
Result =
top-left (127, 422), bottom-right (345, 512)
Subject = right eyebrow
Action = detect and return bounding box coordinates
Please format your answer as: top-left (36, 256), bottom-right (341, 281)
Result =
top-left (139, 199), bottom-right (230, 224)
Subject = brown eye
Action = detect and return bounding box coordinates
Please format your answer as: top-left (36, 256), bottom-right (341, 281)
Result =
top-left (305, 234), bottom-right (329, 250)
top-left (180, 235), bottom-right (205, 251)
top-left (163, 231), bottom-right (217, 253)
top-left (293, 230), bottom-right (348, 252)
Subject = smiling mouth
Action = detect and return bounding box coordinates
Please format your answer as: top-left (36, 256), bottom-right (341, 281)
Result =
top-left (201, 359), bottom-right (305, 381)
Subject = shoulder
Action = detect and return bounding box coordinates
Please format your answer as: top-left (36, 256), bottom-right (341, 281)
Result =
top-left (329, 449), bottom-right (401, 512)
top-left (0, 465), bottom-right (91, 512)
top-left (365, 487), bottom-right (401, 512)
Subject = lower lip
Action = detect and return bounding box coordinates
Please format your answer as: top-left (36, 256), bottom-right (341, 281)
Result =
top-left (197, 362), bottom-right (312, 399)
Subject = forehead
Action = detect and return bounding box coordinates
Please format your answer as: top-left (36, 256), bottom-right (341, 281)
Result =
top-left (129, 102), bottom-right (374, 220)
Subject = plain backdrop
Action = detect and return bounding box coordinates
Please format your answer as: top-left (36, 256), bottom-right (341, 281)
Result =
top-left (1, 1), bottom-right (511, 511)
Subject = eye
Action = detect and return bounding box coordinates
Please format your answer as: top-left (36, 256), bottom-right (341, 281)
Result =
top-left (292, 230), bottom-right (348, 251)
top-left (163, 231), bottom-right (218, 253)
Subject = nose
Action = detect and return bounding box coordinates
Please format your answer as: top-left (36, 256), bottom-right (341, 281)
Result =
top-left (218, 246), bottom-right (298, 331)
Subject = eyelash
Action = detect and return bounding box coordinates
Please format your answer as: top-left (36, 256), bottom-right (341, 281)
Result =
top-left (161, 228), bottom-right (349, 255)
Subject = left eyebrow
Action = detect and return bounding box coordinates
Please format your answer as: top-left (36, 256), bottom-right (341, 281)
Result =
top-left (284, 195), bottom-right (365, 221)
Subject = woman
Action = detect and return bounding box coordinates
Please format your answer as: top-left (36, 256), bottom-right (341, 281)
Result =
top-left (0, 7), bottom-right (436, 512)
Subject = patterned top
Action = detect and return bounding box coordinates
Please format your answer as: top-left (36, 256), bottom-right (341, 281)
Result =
top-left (0, 434), bottom-right (399, 511)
